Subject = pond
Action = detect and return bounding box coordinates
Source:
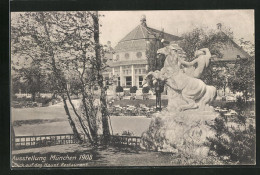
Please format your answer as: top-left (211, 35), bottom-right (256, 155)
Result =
top-left (11, 103), bottom-right (151, 137)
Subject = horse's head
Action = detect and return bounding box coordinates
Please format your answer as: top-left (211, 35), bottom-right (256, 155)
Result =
top-left (157, 47), bottom-right (171, 56)
top-left (157, 44), bottom-right (184, 57)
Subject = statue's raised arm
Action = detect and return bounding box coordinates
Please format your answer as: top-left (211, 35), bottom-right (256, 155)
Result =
top-left (199, 48), bottom-right (211, 57)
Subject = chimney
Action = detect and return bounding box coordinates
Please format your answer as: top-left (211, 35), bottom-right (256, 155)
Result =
top-left (217, 23), bottom-right (222, 30)
top-left (140, 15), bottom-right (147, 27)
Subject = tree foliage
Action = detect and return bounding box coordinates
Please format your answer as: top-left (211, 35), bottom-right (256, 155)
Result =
top-left (228, 59), bottom-right (255, 101)
top-left (208, 113), bottom-right (255, 164)
top-left (130, 86), bottom-right (137, 93)
top-left (179, 27), bottom-right (233, 61)
top-left (116, 86), bottom-right (123, 93)
top-left (142, 87), bottom-right (150, 94)
top-left (11, 11), bottom-right (110, 146)
top-left (146, 31), bottom-right (165, 72)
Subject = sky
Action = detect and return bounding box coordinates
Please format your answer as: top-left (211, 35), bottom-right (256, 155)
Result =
top-left (99, 10), bottom-right (254, 47)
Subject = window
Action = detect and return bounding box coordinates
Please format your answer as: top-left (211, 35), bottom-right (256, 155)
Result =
top-left (125, 53), bottom-right (130, 59)
top-left (114, 54), bottom-right (119, 61)
top-left (122, 66), bottom-right (131, 75)
top-left (126, 76), bottom-right (132, 86)
top-left (139, 76), bottom-right (143, 88)
top-left (136, 52), bottom-right (142, 58)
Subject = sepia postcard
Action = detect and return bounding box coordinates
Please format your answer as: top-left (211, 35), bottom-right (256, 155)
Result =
top-left (10, 10), bottom-right (255, 167)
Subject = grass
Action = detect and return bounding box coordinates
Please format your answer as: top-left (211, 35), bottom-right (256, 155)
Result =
top-left (12, 143), bottom-right (221, 167)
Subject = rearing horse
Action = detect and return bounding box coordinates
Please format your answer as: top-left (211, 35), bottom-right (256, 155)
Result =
top-left (144, 44), bottom-right (217, 111)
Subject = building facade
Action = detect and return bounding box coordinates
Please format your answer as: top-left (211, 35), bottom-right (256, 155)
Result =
top-left (103, 15), bottom-right (252, 98)
top-left (105, 15), bottom-right (181, 89)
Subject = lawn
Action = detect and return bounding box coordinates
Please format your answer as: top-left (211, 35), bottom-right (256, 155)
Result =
top-left (11, 144), bottom-right (192, 167)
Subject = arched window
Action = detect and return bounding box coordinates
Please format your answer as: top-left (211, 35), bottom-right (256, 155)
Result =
top-left (125, 53), bottom-right (130, 59)
top-left (114, 54), bottom-right (120, 61)
top-left (136, 52), bottom-right (142, 58)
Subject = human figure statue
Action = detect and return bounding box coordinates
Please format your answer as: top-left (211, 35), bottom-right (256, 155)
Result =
top-left (144, 44), bottom-right (216, 111)
top-left (179, 48), bottom-right (211, 79)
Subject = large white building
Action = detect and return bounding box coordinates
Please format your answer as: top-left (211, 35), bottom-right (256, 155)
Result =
top-left (103, 15), bottom-right (181, 89)
top-left (103, 16), bottom-right (252, 98)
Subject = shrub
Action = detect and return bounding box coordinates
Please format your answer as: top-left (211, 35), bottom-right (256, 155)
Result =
top-left (116, 86), bottom-right (123, 93)
top-left (130, 86), bottom-right (138, 93)
top-left (207, 113), bottom-right (255, 164)
top-left (142, 87), bottom-right (150, 94)
top-left (36, 97), bottom-right (52, 105)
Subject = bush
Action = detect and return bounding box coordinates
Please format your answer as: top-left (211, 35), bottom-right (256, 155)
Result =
top-left (116, 86), bottom-right (123, 93)
top-left (207, 112), bottom-right (255, 164)
top-left (130, 86), bottom-right (138, 93)
top-left (142, 87), bottom-right (150, 94)
top-left (36, 97), bottom-right (52, 105)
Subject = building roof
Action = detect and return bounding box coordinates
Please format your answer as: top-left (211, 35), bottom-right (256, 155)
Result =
top-left (218, 33), bottom-right (252, 60)
top-left (111, 17), bottom-right (252, 67)
top-left (107, 59), bottom-right (147, 67)
top-left (114, 19), bottom-right (181, 52)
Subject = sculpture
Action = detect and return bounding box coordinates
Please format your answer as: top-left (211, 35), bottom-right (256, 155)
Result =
top-left (141, 44), bottom-right (218, 156)
top-left (179, 48), bottom-right (211, 78)
top-left (144, 44), bottom-right (217, 111)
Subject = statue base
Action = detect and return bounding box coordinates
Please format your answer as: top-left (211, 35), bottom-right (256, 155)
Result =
top-left (141, 108), bottom-right (219, 157)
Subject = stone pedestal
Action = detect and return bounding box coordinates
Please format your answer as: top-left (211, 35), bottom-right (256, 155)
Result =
top-left (141, 109), bottom-right (219, 157)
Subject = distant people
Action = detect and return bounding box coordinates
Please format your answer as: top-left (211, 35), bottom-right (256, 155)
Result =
top-left (179, 48), bottom-right (211, 79)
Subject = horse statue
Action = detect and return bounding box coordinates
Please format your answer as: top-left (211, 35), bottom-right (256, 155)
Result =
top-left (144, 44), bottom-right (217, 112)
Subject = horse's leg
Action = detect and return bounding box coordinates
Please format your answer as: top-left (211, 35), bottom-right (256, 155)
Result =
top-left (178, 95), bottom-right (198, 111)
top-left (198, 86), bottom-right (217, 111)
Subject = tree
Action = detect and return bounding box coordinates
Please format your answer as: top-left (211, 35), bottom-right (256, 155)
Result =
top-left (179, 27), bottom-right (233, 62)
top-left (228, 59), bottom-right (254, 102)
top-left (91, 11), bottom-right (111, 144)
top-left (130, 86), bottom-right (137, 93)
top-left (142, 87), bottom-right (150, 100)
top-left (227, 38), bottom-right (255, 102)
top-left (12, 60), bottom-right (47, 101)
top-left (130, 86), bottom-right (137, 100)
top-left (11, 11), bottom-right (111, 146)
top-left (178, 27), bottom-right (236, 94)
top-left (116, 86), bottom-right (123, 99)
top-left (146, 30), bottom-right (166, 72)
top-left (238, 38), bottom-right (255, 57)
top-left (201, 61), bottom-right (230, 95)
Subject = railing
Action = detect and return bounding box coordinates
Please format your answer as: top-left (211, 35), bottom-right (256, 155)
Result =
top-left (14, 134), bottom-right (86, 150)
top-left (14, 93), bottom-right (53, 98)
top-left (110, 135), bottom-right (141, 148)
top-left (13, 134), bottom-right (142, 150)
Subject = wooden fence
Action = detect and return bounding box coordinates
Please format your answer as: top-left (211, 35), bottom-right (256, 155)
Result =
top-left (13, 134), bottom-right (141, 150)
top-left (14, 134), bottom-right (86, 150)
top-left (110, 135), bottom-right (141, 148)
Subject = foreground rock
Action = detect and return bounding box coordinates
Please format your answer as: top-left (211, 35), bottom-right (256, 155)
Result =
top-left (141, 109), bottom-right (219, 158)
